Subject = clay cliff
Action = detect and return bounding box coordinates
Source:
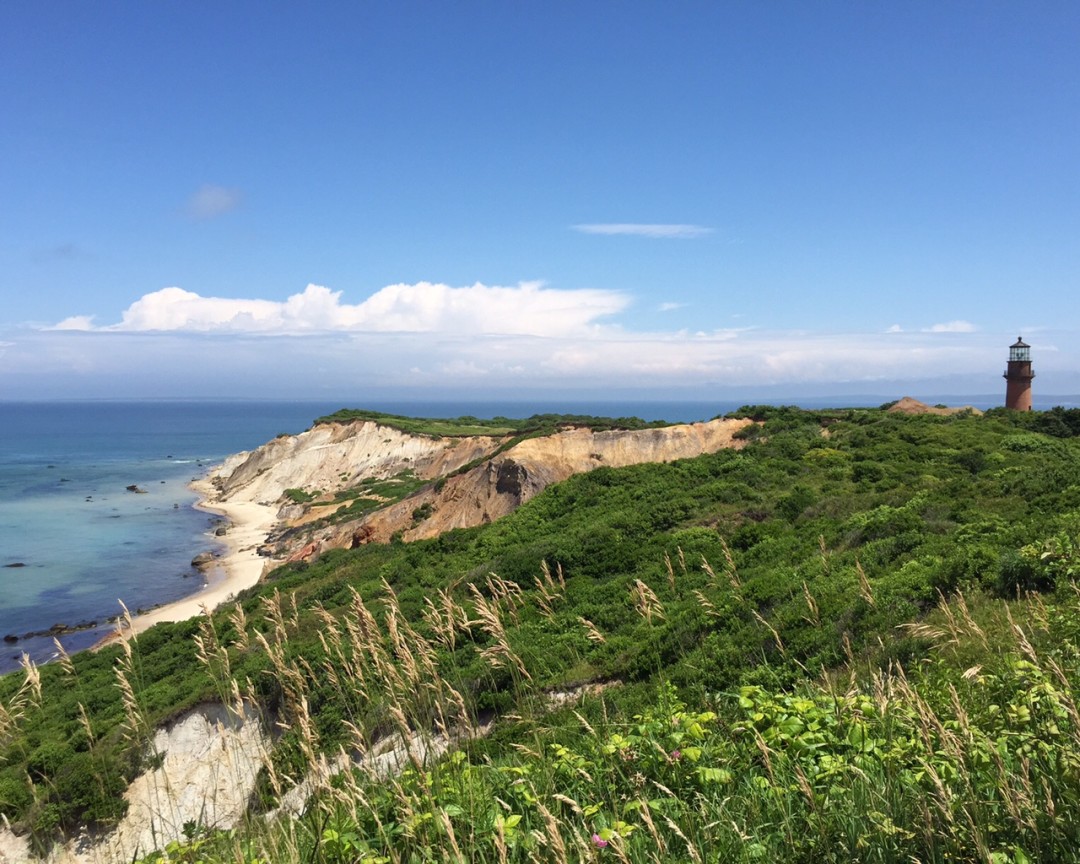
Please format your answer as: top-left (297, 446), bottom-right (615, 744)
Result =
top-left (202, 415), bottom-right (754, 566)
top-left (210, 420), bottom-right (506, 503)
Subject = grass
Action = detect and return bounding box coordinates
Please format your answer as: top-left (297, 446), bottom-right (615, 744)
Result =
top-left (279, 470), bottom-right (429, 531)
top-left (34, 567), bottom-right (1080, 863)
top-left (313, 409), bottom-right (674, 439)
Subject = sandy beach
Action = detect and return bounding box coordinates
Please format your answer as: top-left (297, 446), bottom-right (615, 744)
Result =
top-left (106, 476), bottom-right (279, 641)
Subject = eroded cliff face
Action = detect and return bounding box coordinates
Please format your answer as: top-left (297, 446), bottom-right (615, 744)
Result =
top-left (0, 705), bottom-right (266, 864)
top-left (208, 416), bottom-right (754, 561)
top-left (332, 418), bottom-right (755, 546)
top-left (208, 421), bottom-right (506, 505)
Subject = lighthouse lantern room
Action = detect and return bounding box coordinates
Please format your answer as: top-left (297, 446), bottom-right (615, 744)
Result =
top-left (1004, 337), bottom-right (1034, 411)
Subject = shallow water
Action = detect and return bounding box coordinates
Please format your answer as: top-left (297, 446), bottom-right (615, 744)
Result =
top-left (0, 401), bottom-right (347, 671)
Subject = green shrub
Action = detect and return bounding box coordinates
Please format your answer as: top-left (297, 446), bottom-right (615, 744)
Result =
top-left (283, 488), bottom-right (318, 504)
top-left (996, 549), bottom-right (1051, 596)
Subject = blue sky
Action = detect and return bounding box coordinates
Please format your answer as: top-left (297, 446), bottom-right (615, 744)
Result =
top-left (2, 2), bottom-right (1078, 402)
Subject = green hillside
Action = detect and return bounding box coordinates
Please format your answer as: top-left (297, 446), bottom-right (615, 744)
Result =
top-left (3, 404), bottom-right (1080, 862)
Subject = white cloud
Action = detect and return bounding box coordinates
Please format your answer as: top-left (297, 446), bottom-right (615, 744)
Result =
top-left (573, 223), bottom-right (712, 239)
top-left (658, 302), bottom-right (686, 312)
top-left (51, 315), bottom-right (96, 331)
top-left (186, 184), bottom-right (244, 220)
top-left (84, 281), bottom-right (629, 337)
top-left (8, 321), bottom-right (1079, 400)
top-left (924, 320), bottom-right (977, 333)
top-left (21, 280), bottom-right (1078, 400)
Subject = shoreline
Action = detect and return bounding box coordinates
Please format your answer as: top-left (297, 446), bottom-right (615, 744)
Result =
top-left (101, 475), bottom-right (279, 643)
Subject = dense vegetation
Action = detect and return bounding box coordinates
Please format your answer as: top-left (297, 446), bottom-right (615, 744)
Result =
top-left (3, 404), bottom-right (1080, 862)
top-left (313, 409), bottom-right (672, 438)
top-left (279, 470), bottom-right (430, 537)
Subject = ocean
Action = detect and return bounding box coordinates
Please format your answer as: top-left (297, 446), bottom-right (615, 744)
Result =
top-left (0, 401), bottom-right (352, 671)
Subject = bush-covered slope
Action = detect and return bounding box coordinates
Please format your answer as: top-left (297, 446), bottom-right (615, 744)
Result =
top-left (3, 405), bottom-right (1080, 861)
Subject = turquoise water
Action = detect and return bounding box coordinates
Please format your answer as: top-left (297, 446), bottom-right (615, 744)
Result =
top-left (0, 401), bottom-right (346, 670)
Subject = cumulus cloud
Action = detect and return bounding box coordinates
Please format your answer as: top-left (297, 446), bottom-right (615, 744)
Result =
top-left (81, 281), bottom-right (629, 337)
top-left (924, 320), bottom-right (977, 333)
top-left (51, 315), bottom-right (97, 331)
top-left (186, 184), bottom-right (244, 220)
top-left (23, 279), bottom-right (1075, 400)
top-left (573, 223), bottom-right (712, 239)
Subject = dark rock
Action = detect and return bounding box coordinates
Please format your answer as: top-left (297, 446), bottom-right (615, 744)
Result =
top-left (191, 551), bottom-right (218, 569)
top-left (3, 562), bottom-right (26, 568)
top-left (3, 634), bottom-right (17, 644)
top-left (494, 459), bottom-right (529, 498)
top-left (350, 525), bottom-right (375, 547)
top-left (215, 526), bottom-right (227, 536)
top-left (126, 484), bottom-right (148, 494)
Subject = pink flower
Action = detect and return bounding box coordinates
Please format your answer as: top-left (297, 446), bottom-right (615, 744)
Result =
top-left (592, 833), bottom-right (608, 848)
top-left (670, 749), bottom-right (682, 761)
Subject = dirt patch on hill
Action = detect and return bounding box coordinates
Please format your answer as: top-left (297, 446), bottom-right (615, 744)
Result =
top-left (887, 397), bottom-right (982, 416)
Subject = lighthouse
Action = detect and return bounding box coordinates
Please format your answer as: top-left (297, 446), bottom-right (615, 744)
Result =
top-left (1004, 337), bottom-right (1034, 411)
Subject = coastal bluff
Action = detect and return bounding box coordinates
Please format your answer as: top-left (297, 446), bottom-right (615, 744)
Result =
top-left (201, 414), bottom-right (755, 565)
top-left (0, 412), bottom-right (759, 864)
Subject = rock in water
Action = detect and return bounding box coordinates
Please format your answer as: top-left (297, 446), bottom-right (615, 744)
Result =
top-left (191, 551), bottom-right (218, 570)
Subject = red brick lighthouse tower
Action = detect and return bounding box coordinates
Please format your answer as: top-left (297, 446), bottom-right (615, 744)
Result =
top-left (1004, 336), bottom-right (1034, 411)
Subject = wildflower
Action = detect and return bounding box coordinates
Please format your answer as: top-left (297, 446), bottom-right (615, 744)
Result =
top-left (670, 748), bottom-right (682, 761)
top-left (592, 833), bottom-right (609, 848)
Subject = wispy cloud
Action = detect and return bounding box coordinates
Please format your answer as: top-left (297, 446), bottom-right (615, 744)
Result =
top-left (889, 321), bottom-right (978, 334)
top-left (11, 315), bottom-right (1076, 400)
top-left (186, 184), bottom-right (244, 220)
top-left (573, 223), bottom-right (712, 239)
top-left (924, 320), bottom-right (977, 333)
top-left (658, 302), bottom-right (687, 312)
top-left (32, 242), bottom-right (94, 264)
